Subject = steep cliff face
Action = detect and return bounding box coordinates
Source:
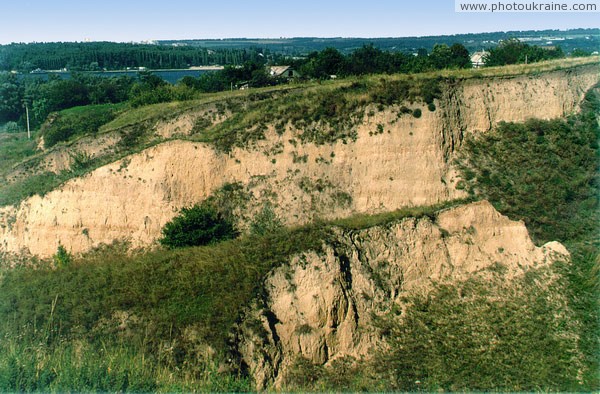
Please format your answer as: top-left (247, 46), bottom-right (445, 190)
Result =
top-left (6, 103), bottom-right (232, 183)
top-left (233, 201), bottom-right (570, 389)
top-left (0, 65), bottom-right (597, 258)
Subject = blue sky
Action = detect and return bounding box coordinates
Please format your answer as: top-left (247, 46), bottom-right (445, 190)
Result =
top-left (0, 0), bottom-right (598, 44)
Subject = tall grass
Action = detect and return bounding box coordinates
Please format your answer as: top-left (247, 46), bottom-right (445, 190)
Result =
top-left (0, 337), bottom-right (252, 392)
top-left (282, 265), bottom-right (583, 392)
top-left (0, 132), bottom-right (37, 179)
top-left (0, 222), bottom-right (330, 391)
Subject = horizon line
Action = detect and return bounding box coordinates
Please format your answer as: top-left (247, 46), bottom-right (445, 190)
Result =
top-left (1, 26), bottom-right (598, 46)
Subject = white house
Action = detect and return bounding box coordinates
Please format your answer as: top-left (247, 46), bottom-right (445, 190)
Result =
top-left (470, 51), bottom-right (488, 68)
top-left (268, 66), bottom-right (299, 78)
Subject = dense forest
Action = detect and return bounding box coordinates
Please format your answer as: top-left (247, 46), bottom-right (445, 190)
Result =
top-left (1, 28), bottom-right (596, 72)
top-left (0, 42), bottom-right (267, 72)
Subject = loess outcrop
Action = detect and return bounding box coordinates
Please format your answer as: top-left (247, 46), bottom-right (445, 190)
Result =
top-left (234, 201), bottom-right (570, 388)
top-left (0, 64), bottom-right (597, 258)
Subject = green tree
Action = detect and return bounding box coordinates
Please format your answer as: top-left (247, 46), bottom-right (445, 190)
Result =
top-left (303, 47), bottom-right (347, 78)
top-left (482, 39), bottom-right (564, 66)
top-left (348, 44), bottom-right (387, 75)
top-left (429, 44), bottom-right (453, 69)
top-left (43, 79), bottom-right (90, 111)
top-left (449, 43), bottom-right (472, 68)
top-left (428, 43), bottom-right (471, 70)
top-left (484, 38), bottom-right (527, 66)
top-left (571, 48), bottom-right (592, 57)
top-left (129, 72), bottom-right (174, 107)
top-left (159, 202), bottom-right (237, 248)
top-left (0, 74), bottom-right (23, 123)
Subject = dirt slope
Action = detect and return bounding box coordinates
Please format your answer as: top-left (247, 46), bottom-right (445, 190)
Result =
top-left (0, 65), bottom-right (597, 258)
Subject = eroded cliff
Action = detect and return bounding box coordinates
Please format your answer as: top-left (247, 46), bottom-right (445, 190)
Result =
top-left (0, 64), bottom-right (597, 258)
top-left (233, 201), bottom-right (570, 388)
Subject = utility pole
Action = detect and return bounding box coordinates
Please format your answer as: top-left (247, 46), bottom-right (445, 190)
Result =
top-left (25, 102), bottom-right (31, 140)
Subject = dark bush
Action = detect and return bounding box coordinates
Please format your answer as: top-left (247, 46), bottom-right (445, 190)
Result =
top-left (371, 80), bottom-right (410, 105)
top-left (412, 108), bottom-right (422, 118)
top-left (420, 79), bottom-right (442, 105)
top-left (159, 203), bottom-right (237, 248)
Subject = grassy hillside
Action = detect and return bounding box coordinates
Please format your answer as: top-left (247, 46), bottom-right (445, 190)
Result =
top-left (456, 84), bottom-right (600, 389)
top-left (0, 202), bottom-right (466, 392)
top-left (0, 194), bottom-right (590, 391)
top-left (283, 264), bottom-right (582, 392)
top-left (0, 62), bottom-right (597, 392)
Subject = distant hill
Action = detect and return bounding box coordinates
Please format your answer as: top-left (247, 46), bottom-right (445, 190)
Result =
top-left (1, 28), bottom-right (597, 72)
top-left (159, 28), bottom-right (600, 55)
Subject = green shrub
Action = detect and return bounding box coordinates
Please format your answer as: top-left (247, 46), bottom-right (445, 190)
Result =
top-left (40, 104), bottom-right (121, 148)
top-left (370, 80), bottom-right (410, 105)
top-left (53, 245), bottom-right (72, 268)
top-left (412, 108), bottom-right (422, 118)
top-left (420, 78), bottom-right (442, 105)
top-left (397, 105), bottom-right (412, 117)
top-left (1, 121), bottom-right (20, 133)
top-left (249, 204), bottom-right (283, 236)
top-left (159, 202), bottom-right (237, 248)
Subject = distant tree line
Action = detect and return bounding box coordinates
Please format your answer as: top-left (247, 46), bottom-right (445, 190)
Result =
top-left (484, 38), bottom-right (565, 66)
top-left (160, 28), bottom-right (599, 57)
top-left (0, 72), bottom-right (134, 127)
top-left (1, 29), bottom-right (595, 73)
top-left (0, 42), bottom-right (272, 72)
top-left (291, 43), bottom-right (472, 78)
top-left (177, 43), bottom-right (472, 95)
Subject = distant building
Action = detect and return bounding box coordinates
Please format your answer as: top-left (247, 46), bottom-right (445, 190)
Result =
top-left (268, 66), bottom-right (299, 78)
top-left (470, 51), bottom-right (488, 68)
